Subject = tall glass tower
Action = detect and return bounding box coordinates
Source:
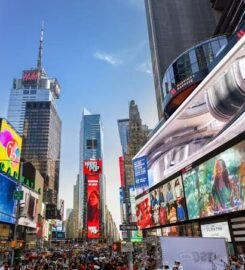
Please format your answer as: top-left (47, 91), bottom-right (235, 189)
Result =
top-left (79, 109), bottom-right (105, 240)
top-left (7, 25), bottom-right (60, 135)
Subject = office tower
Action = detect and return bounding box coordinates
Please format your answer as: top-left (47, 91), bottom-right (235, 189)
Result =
top-left (22, 101), bottom-right (61, 204)
top-left (117, 119), bottom-right (129, 155)
top-left (145, 0), bottom-right (216, 119)
top-left (7, 25), bottom-right (60, 135)
top-left (118, 101), bottom-right (149, 224)
top-left (79, 109), bottom-right (104, 240)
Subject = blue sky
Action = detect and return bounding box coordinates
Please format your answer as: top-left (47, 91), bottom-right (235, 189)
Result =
top-left (0, 0), bottom-right (158, 227)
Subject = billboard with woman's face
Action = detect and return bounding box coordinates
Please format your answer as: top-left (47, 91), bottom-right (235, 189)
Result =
top-left (183, 140), bottom-right (245, 220)
top-left (87, 175), bottom-right (100, 238)
top-left (136, 192), bottom-right (153, 229)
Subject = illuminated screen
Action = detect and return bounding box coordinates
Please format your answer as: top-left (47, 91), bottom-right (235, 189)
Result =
top-left (0, 119), bottom-right (22, 179)
top-left (18, 186), bottom-right (38, 228)
top-left (183, 140), bottom-right (245, 220)
top-left (149, 176), bottom-right (187, 227)
top-left (136, 192), bottom-right (153, 229)
top-left (201, 222), bottom-right (231, 242)
top-left (87, 175), bottom-right (100, 238)
top-left (0, 173), bottom-right (17, 224)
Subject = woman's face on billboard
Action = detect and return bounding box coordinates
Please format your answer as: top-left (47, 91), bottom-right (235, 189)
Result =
top-left (89, 192), bottom-right (99, 206)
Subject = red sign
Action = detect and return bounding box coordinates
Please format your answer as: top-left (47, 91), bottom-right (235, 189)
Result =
top-left (87, 175), bottom-right (100, 239)
top-left (84, 160), bottom-right (102, 175)
top-left (119, 156), bottom-right (125, 187)
top-left (23, 70), bottom-right (39, 82)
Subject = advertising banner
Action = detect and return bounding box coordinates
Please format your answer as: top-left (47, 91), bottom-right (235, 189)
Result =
top-left (87, 175), bottom-right (100, 238)
top-left (201, 222), bottom-right (231, 242)
top-left (160, 236), bottom-right (228, 270)
top-left (84, 160), bottom-right (102, 175)
top-left (0, 119), bottom-right (22, 179)
top-left (136, 192), bottom-right (153, 229)
top-left (0, 173), bottom-right (17, 224)
top-left (18, 186), bottom-right (38, 228)
top-left (183, 140), bottom-right (245, 220)
top-left (149, 176), bottom-right (187, 227)
top-left (133, 156), bottom-right (149, 188)
top-left (119, 156), bottom-right (125, 187)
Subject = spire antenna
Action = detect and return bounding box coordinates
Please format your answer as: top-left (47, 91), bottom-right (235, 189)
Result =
top-left (37, 21), bottom-right (44, 70)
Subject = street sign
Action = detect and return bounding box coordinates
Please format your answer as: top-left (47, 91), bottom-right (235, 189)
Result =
top-left (120, 224), bottom-right (138, 231)
top-left (13, 191), bottom-right (23, 200)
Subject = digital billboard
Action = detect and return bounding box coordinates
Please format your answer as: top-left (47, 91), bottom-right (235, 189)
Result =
top-left (133, 156), bottom-right (149, 188)
top-left (0, 119), bottom-right (22, 179)
top-left (136, 192), bottom-right (153, 229)
top-left (183, 140), bottom-right (245, 220)
top-left (0, 173), bottom-right (17, 224)
top-left (201, 222), bottom-right (231, 242)
top-left (84, 160), bottom-right (102, 175)
top-left (18, 186), bottom-right (38, 228)
top-left (149, 176), bottom-right (187, 227)
top-left (87, 175), bottom-right (100, 238)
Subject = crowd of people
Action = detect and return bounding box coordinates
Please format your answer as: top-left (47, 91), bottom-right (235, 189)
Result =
top-left (0, 245), bottom-right (245, 270)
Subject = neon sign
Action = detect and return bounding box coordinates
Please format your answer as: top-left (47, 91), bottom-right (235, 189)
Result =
top-left (84, 160), bottom-right (102, 175)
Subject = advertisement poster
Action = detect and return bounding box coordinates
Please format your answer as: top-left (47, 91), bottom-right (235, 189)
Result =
top-left (136, 192), bottom-right (153, 229)
top-left (0, 173), bottom-right (17, 224)
top-left (18, 186), bottom-right (38, 228)
top-left (201, 222), bottom-right (231, 242)
top-left (84, 160), bottom-right (102, 175)
top-left (87, 175), bottom-right (100, 238)
top-left (183, 140), bottom-right (245, 220)
top-left (133, 156), bottom-right (149, 188)
top-left (149, 176), bottom-right (187, 227)
top-left (0, 119), bottom-right (22, 179)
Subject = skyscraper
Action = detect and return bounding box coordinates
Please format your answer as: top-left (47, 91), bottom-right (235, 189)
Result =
top-left (7, 25), bottom-right (60, 135)
top-left (145, 0), bottom-right (216, 119)
top-left (117, 119), bottom-right (129, 155)
top-left (79, 109), bottom-right (105, 240)
top-left (7, 25), bottom-right (62, 205)
top-left (22, 101), bottom-right (61, 204)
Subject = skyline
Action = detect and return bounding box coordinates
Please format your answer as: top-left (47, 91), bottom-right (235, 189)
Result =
top-left (0, 0), bottom-right (158, 227)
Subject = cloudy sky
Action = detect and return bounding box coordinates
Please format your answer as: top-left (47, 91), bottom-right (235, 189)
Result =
top-left (0, 0), bottom-right (158, 227)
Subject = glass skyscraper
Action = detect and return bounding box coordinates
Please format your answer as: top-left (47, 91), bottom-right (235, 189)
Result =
top-left (79, 109), bottom-right (105, 239)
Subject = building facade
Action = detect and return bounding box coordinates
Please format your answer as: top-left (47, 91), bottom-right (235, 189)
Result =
top-left (7, 26), bottom-right (60, 135)
top-left (22, 101), bottom-right (61, 204)
top-left (145, 0), bottom-right (217, 120)
top-left (79, 110), bottom-right (105, 240)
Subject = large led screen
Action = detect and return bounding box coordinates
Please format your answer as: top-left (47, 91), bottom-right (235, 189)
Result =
top-left (87, 175), bottom-right (100, 238)
top-left (149, 176), bottom-right (187, 227)
top-left (136, 192), bottom-right (152, 229)
top-left (0, 119), bottom-right (22, 179)
top-left (183, 140), bottom-right (245, 220)
top-left (0, 173), bottom-right (17, 224)
top-left (18, 186), bottom-right (38, 228)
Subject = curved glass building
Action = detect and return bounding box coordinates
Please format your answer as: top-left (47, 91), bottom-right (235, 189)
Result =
top-left (162, 36), bottom-right (228, 118)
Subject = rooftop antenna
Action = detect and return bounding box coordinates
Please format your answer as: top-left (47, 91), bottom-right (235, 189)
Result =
top-left (37, 21), bottom-right (44, 70)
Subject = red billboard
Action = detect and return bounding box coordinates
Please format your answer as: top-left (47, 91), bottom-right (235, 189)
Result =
top-left (87, 175), bottom-right (100, 239)
top-left (119, 156), bottom-right (125, 187)
top-left (84, 160), bottom-right (102, 175)
top-left (22, 70), bottom-right (39, 83)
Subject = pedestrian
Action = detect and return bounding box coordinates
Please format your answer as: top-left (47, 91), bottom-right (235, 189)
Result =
top-left (175, 260), bottom-right (183, 270)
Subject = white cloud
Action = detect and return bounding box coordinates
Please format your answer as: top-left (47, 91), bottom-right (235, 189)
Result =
top-left (93, 52), bottom-right (122, 66)
top-left (136, 62), bottom-right (152, 74)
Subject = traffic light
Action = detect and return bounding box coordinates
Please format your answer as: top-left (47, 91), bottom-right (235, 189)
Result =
top-left (112, 242), bottom-right (121, 252)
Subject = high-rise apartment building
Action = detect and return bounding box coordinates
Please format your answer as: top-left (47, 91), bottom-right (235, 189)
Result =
top-left (145, 0), bottom-right (216, 119)
top-left (79, 109), bottom-right (105, 240)
top-left (7, 26), bottom-right (60, 135)
top-left (22, 101), bottom-right (61, 204)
